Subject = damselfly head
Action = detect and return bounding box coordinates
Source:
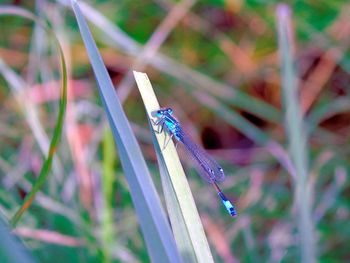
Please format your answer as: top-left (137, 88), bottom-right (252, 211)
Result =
top-left (156, 107), bottom-right (173, 117)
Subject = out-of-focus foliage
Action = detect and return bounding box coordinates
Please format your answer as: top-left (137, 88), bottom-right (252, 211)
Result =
top-left (0, 0), bottom-right (349, 263)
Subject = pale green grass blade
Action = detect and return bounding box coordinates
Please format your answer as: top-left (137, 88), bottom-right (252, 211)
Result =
top-left (101, 127), bottom-right (117, 263)
top-left (276, 4), bottom-right (316, 263)
top-left (70, 2), bottom-right (182, 262)
top-left (134, 71), bottom-right (214, 263)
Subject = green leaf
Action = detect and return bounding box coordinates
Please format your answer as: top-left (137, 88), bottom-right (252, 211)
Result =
top-left (0, 6), bottom-right (68, 226)
top-left (134, 71), bottom-right (214, 263)
top-left (276, 4), bottom-right (316, 263)
top-left (70, 1), bottom-right (182, 262)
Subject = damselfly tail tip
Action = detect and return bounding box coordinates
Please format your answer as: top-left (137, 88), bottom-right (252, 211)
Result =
top-left (224, 200), bottom-right (237, 217)
top-left (218, 192), bottom-right (238, 218)
top-left (229, 207), bottom-right (238, 217)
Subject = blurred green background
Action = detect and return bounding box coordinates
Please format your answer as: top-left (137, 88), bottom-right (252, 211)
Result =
top-left (0, 0), bottom-right (349, 262)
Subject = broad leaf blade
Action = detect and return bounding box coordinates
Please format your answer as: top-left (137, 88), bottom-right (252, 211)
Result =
top-left (134, 71), bottom-right (214, 263)
top-left (70, 2), bottom-right (182, 263)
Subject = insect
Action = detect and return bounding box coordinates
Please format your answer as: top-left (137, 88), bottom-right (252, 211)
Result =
top-left (152, 107), bottom-right (237, 217)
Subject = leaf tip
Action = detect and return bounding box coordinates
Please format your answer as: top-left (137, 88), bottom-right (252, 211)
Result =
top-left (133, 70), bottom-right (146, 76)
top-left (71, 0), bottom-right (78, 6)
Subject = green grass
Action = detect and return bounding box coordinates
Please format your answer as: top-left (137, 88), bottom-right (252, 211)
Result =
top-left (0, 0), bottom-right (349, 262)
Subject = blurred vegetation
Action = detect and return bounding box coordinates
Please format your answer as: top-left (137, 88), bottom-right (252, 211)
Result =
top-left (0, 0), bottom-right (349, 263)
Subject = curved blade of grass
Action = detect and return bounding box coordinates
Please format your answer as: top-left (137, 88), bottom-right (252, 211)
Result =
top-left (191, 90), bottom-right (296, 179)
top-left (0, 6), bottom-right (67, 226)
top-left (70, 1), bottom-right (182, 262)
top-left (57, 0), bottom-right (281, 123)
top-left (306, 97), bottom-right (350, 136)
top-left (276, 4), bottom-right (316, 263)
top-left (0, 217), bottom-right (37, 263)
top-left (134, 71), bottom-right (214, 263)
